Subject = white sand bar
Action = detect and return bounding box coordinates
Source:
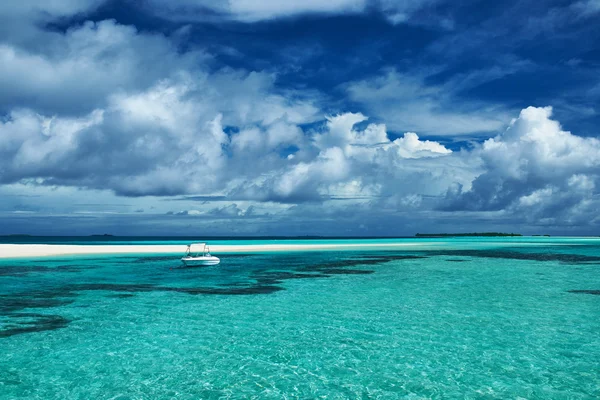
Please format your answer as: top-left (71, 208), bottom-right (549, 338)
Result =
top-left (0, 243), bottom-right (426, 259)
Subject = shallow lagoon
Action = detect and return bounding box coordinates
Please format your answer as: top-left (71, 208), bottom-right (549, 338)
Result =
top-left (1, 238), bottom-right (599, 399)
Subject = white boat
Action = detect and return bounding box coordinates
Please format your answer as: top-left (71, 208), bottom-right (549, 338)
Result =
top-left (181, 243), bottom-right (220, 266)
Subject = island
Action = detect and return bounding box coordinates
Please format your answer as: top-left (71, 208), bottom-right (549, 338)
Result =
top-left (415, 232), bottom-right (522, 237)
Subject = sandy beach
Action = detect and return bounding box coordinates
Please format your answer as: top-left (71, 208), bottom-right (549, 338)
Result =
top-left (0, 242), bottom-right (425, 259)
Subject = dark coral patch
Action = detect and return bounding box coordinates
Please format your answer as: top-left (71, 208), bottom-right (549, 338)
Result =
top-left (328, 254), bottom-right (425, 267)
top-left (0, 264), bottom-right (83, 277)
top-left (132, 256), bottom-right (184, 263)
top-left (351, 255), bottom-right (426, 261)
top-left (567, 290), bottom-right (600, 295)
top-left (296, 254), bottom-right (423, 275)
top-left (0, 265), bottom-right (48, 277)
top-left (256, 271), bottom-right (326, 281)
top-left (68, 283), bottom-right (157, 293)
top-left (67, 282), bottom-right (285, 296)
top-left (0, 292), bottom-right (76, 313)
top-left (318, 269), bottom-right (374, 275)
top-left (176, 285), bottom-right (285, 295)
top-left (0, 313), bottom-right (70, 338)
top-left (426, 250), bottom-right (600, 264)
top-left (0, 250), bottom-right (425, 338)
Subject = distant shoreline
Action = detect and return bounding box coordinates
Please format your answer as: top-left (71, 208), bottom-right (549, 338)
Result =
top-left (415, 233), bottom-right (523, 237)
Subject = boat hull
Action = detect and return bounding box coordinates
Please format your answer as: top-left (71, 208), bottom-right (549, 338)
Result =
top-left (181, 256), bottom-right (220, 266)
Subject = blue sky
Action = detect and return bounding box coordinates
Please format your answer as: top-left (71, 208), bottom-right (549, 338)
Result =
top-left (0, 0), bottom-right (599, 235)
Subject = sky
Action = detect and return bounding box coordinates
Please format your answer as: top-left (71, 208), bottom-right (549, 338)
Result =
top-left (0, 0), bottom-right (599, 236)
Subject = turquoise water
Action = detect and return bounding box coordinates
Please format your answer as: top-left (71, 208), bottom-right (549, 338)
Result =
top-left (1, 238), bottom-right (599, 398)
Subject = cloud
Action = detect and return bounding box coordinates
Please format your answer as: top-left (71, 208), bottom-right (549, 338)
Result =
top-left (0, 1), bottom-right (102, 19)
top-left (0, 0), bottom-right (447, 28)
top-left (0, 0), bottom-right (104, 47)
top-left (138, 0), bottom-right (442, 23)
top-left (206, 203), bottom-right (250, 218)
top-left (139, 0), bottom-right (365, 22)
top-left (0, 105), bottom-right (456, 206)
top-left (377, 0), bottom-right (445, 26)
top-left (0, 20), bottom-right (206, 115)
top-left (2, 106), bottom-right (598, 234)
top-left (345, 69), bottom-right (511, 136)
top-left (0, 68), bottom-right (320, 196)
top-left (0, 10), bottom-right (324, 198)
top-left (0, 96), bottom-right (457, 204)
top-left (443, 106), bottom-right (600, 222)
top-left (0, 12), bottom-right (323, 200)
top-left (230, 112), bottom-right (455, 203)
top-left (1, 1), bottom-right (598, 235)
top-left (393, 132), bottom-right (452, 158)
top-left (224, 0), bottom-right (366, 21)
top-left (574, 0), bottom-right (600, 15)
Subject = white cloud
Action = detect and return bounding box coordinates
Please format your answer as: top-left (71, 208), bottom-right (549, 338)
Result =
top-left (0, 1), bottom-right (104, 50)
top-left (314, 113), bottom-right (386, 150)
top-left (231, 112), bottom-right (455, 203)
top-left (0, 20), bottom-right (206, 114)
top-left (518, 187), bottom-right (554, 207)
top-left (2, 105), bottom-right (597, 234)
top-left (139, 0), bottom-right (365, 22)
top-left (378, 0), bottom-right (443, 25)
top-left (1, 2), bottom-right (598, 234)
top-left (481, 106), bottom-right (600, 178)
top-left (227, 0), bottom-right (366, 21)
top-left (445, 106), bottom-right (600, 222)
top-left (0, 1), bottom-right (102, 18)
top-left (345, 69), bottom-right (511, 136)
top-left (0, 11), bottom-right (326, 199)
top-left (393, 132), bottom-right (452, 158)
top-left (138, 0), bottom-right (444, 23)
top-left (0, 70), bottom-right (319, 197)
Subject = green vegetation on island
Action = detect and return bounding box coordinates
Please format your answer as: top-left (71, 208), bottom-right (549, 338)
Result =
top-left (415, 232), bottom-right (523, 237)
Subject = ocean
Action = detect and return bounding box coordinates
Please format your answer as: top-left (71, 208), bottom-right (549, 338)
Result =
top-left (1, 237), bottom-right (599, 398)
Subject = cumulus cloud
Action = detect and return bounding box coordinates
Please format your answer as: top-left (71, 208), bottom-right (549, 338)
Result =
top-left (444, 106), bottom-right (600, 222)
top-left (1, 1), bottom-right (598, 235)
top-left (393, 132), bottom-right (452, 158)
top-left (0, 20), bottom-right (206, 114)
top-left (230, 112), bottom-right (455, 203)
top-left (0, 85), bottom-right (459, 205)
top-left (206, 203), bottom-right (252, 218)
top-left (2, 106), bottom-right (597, 234)
top-left (0, 68), bottom-right (321, 197)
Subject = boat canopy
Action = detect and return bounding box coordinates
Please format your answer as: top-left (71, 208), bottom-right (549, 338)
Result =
top-left (185, 243), bottom-right (209, 256)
